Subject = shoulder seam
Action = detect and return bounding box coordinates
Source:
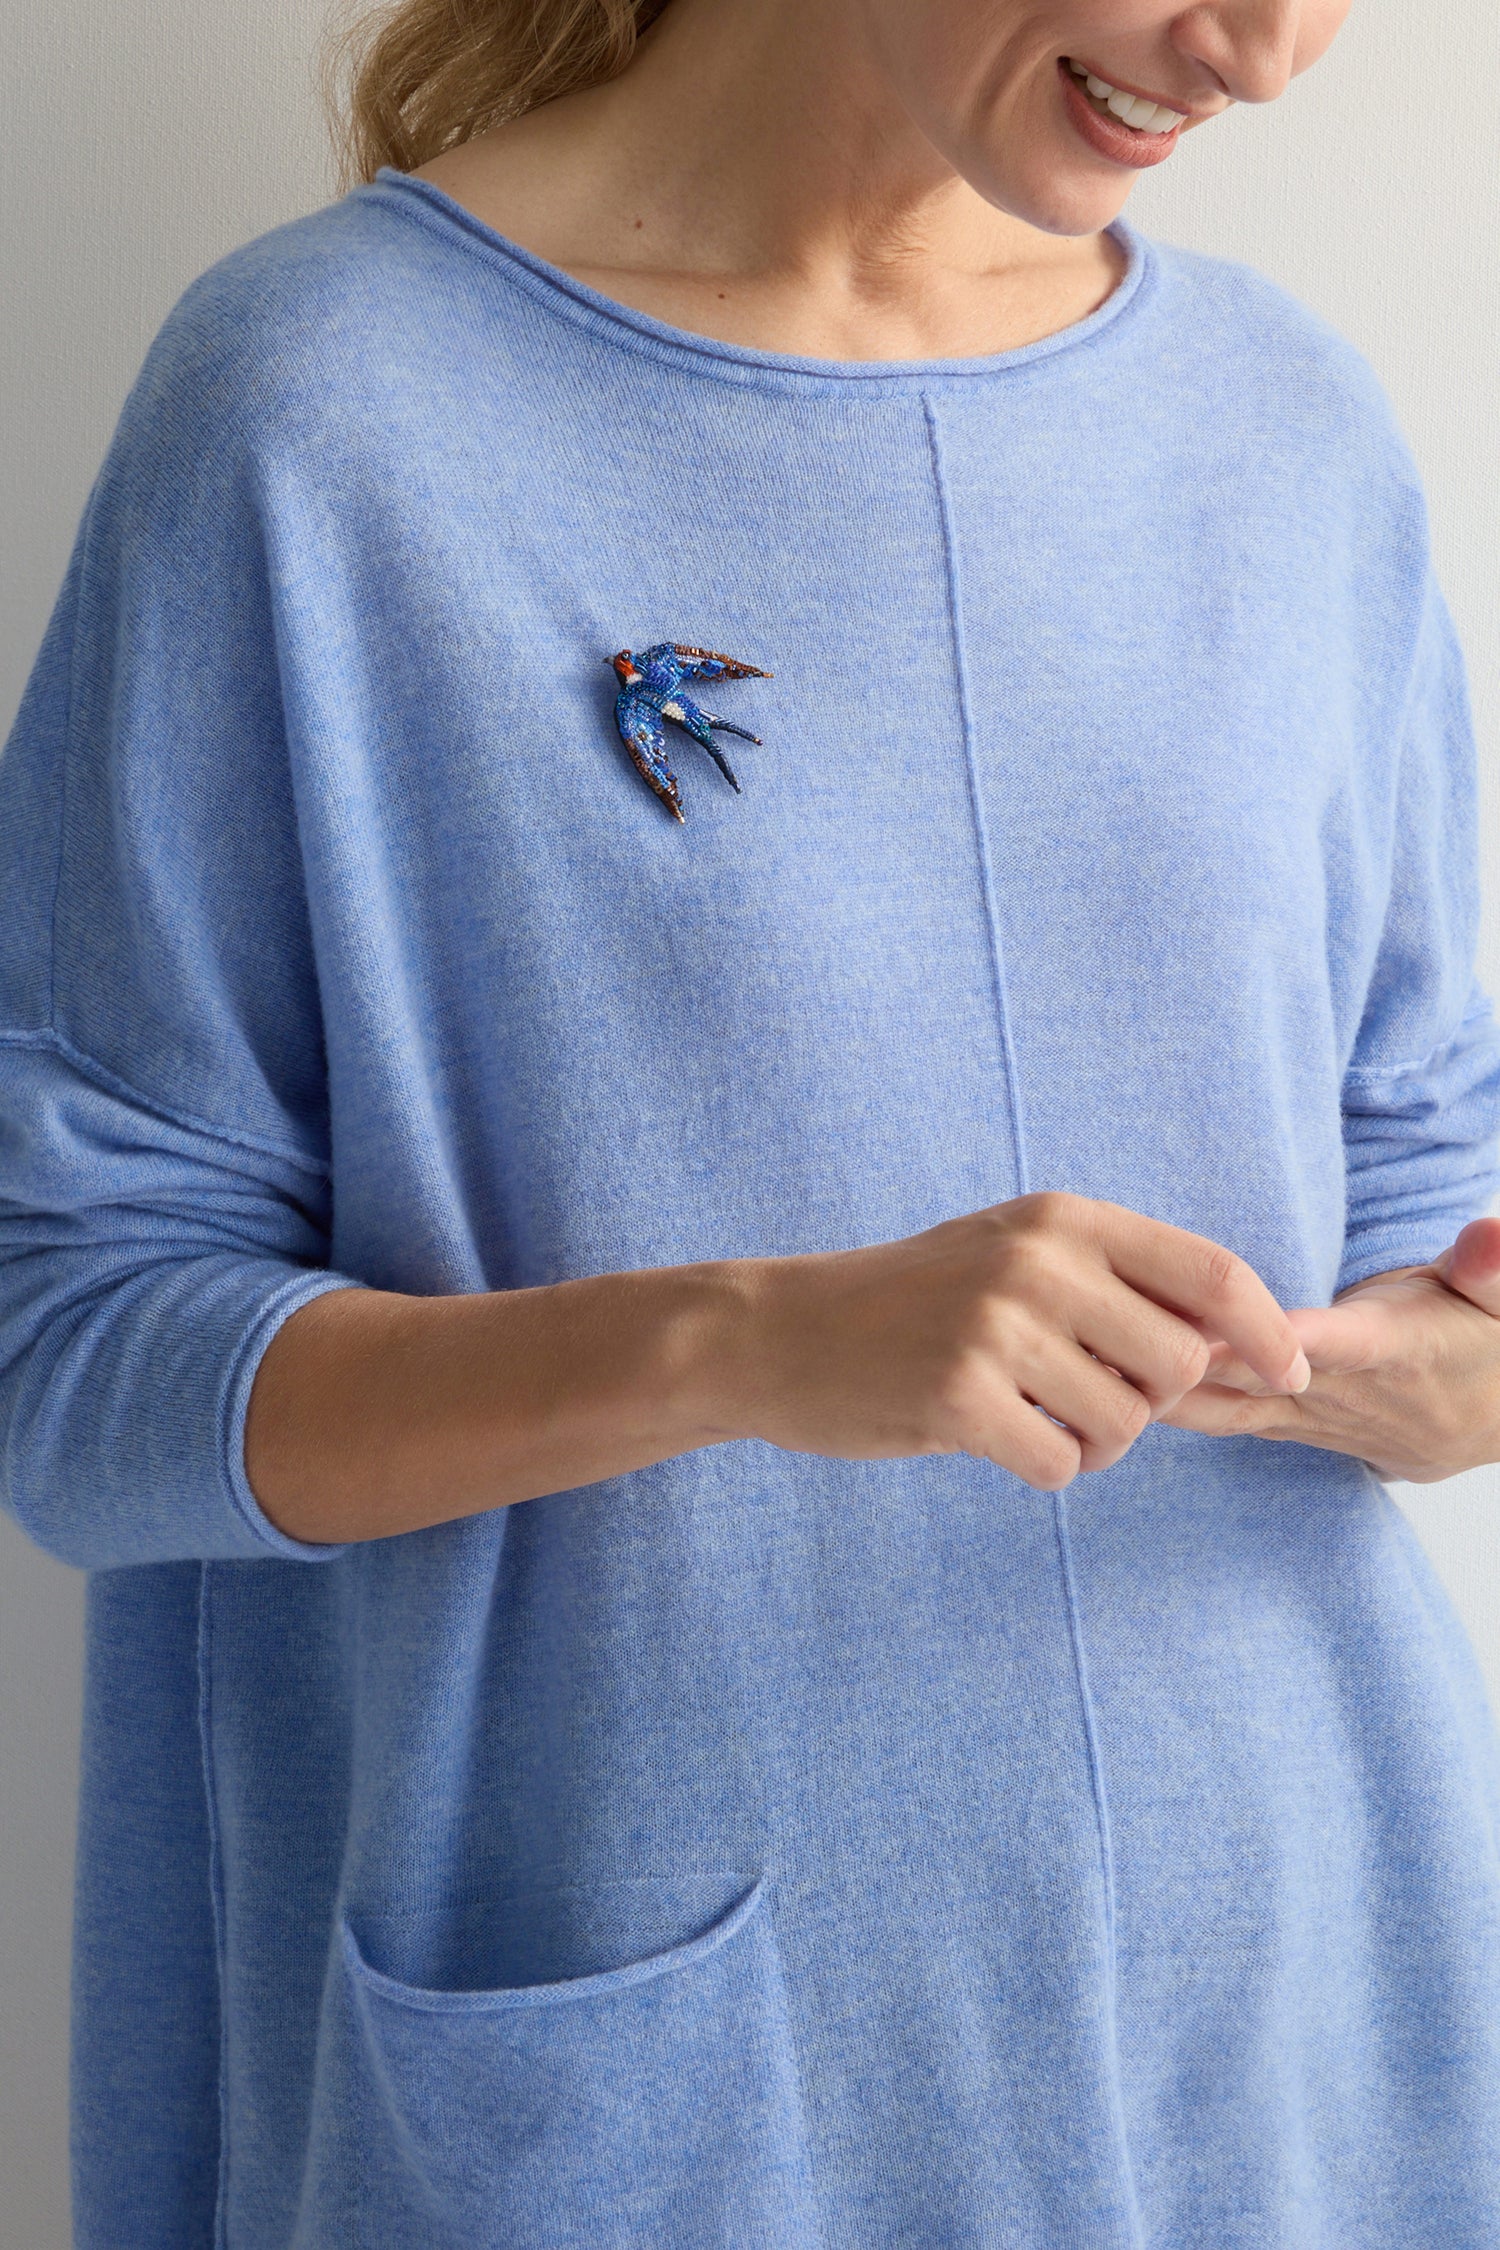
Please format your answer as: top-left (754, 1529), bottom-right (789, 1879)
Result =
top-left (0, 1025), bottom-right (331, 1177)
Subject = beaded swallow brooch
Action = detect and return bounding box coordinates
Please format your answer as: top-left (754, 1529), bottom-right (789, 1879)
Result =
top-left (607, 643), bottom-right (772, 822)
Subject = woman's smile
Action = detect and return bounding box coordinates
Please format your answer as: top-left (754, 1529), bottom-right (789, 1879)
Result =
top-left (1056, 54), bottom-right (1193, 169)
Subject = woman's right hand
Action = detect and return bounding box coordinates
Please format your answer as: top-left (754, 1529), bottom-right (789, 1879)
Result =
top-left (720, 1192), bottom-right (1311, 1491)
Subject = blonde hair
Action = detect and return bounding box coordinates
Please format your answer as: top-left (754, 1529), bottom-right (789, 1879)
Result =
top-left (322, 0), bottom-right (673, 188)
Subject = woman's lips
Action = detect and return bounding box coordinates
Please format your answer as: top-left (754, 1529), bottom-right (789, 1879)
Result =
top-left (1057, 57), bottom-right (1184, 170)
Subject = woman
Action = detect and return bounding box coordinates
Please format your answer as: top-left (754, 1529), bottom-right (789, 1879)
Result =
top-left (6, 0), bottom-right (1500, 2240)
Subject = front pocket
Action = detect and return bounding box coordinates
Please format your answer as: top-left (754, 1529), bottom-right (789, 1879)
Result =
top-left (291, 1880), bottom-right (823, 2249)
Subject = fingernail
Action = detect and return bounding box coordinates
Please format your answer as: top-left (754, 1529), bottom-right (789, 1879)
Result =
top-left (1287, 1350), bottom-right (1312, 1393)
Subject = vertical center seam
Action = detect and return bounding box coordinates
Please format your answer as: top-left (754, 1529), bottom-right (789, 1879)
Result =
top-left (924, 391), bottom-right (1143, 2244)
top-left (921, 393), bottom-right (1031, 1201)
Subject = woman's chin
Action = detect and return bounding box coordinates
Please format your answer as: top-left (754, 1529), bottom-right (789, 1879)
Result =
top-left (968, 152), bottom-right (1137, 241)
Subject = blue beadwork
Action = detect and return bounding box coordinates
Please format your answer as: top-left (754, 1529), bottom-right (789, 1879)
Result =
top-left (608, 643), bottom-right (772, 821)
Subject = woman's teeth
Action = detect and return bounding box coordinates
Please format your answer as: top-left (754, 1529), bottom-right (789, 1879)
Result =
top-left (1066, 59), bottom-right (1186, 135)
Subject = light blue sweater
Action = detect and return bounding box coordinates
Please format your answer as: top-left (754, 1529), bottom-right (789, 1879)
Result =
top-left (5, 171), bottom-right (1500, 2248)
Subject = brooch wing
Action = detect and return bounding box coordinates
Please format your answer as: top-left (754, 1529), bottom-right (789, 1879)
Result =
top-left (669, 644), bottom-right (773, 684)
top-left (614, 695), bottom-right (685, 822)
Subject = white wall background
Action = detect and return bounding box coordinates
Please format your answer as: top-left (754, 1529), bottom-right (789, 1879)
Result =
top-left (2, 3), bottom-right (1498, 2240)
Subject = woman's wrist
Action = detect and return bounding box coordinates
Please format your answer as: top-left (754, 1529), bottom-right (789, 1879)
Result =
top-left (564, 1255), bottom-right (754, 1455)
top-left (663, 1254), bottom-right (781, 1450)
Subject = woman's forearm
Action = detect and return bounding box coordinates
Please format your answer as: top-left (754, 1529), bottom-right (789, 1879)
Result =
top-left (244, 1195), bottom-right (1310, 1544)
top-left (243, 1264), bottom-right (749, 1544)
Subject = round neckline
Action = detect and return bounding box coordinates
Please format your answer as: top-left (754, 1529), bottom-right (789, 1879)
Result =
top-left (365, 164), bottom-right (1154, 395)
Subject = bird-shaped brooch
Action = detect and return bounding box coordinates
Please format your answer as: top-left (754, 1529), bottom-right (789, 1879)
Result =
top-left (607, 643), bottom-right (772, 822)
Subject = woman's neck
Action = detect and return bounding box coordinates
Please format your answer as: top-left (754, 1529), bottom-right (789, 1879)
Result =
top-left (413, 0), bottom-right (1125, 362)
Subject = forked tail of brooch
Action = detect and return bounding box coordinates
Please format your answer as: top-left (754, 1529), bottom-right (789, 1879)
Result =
top-left (606, 642), bottom-right (773, 822)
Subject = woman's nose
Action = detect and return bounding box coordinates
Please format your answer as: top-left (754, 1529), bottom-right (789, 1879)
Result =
top-left (1170, 0), bottom-right (1306, 106)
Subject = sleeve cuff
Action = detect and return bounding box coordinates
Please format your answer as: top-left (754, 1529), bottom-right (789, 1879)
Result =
top-left (219, 1270), bottom-right (365, 1561)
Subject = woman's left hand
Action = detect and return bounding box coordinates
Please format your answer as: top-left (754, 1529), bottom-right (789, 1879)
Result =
top-left (1161, 1217), bottom-right (1500, 1483)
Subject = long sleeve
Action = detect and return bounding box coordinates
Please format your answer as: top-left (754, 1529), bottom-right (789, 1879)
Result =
top-left (0, 303), bottom-right (358, 1568)
top-left (1337, 566), bottom-right (1500, 1293)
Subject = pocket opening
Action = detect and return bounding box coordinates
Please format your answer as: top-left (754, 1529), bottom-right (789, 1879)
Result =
top-left (340, 1877), bottom-right (766, 2015)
